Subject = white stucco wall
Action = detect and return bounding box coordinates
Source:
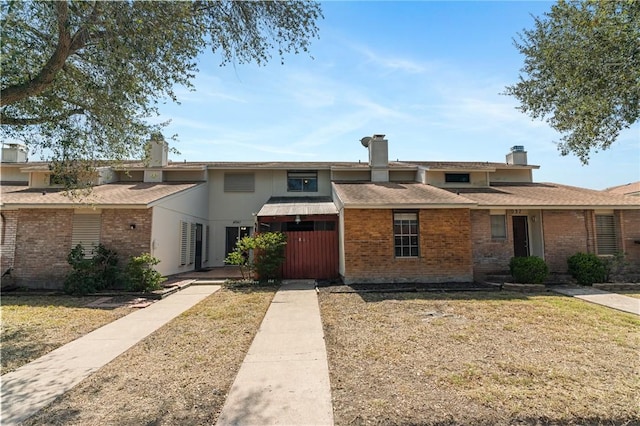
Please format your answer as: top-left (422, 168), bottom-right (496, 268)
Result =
top-left (150, 183), bottom-right (209, 276)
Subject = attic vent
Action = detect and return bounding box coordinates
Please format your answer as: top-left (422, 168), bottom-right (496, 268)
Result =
top-left (511, 145), bottom-right (525, 152)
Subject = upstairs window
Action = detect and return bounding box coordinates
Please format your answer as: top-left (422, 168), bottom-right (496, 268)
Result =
top-left (287, 171), bottom-right (317, 192)
top-left (224, 173), bottom-right (255, 192)
top-left (394, 212), bottom-right (419, 258)
top-left (445, 173), bottom-right (470, 183)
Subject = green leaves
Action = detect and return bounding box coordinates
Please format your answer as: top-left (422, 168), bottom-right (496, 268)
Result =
top-left (505, 0), bottom-right (640, 164)
top-left (1, 1), bottom-right (322, 169)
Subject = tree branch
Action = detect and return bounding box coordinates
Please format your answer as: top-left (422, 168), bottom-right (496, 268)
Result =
top-left (1, 108), bottom-right (85, 126)
top-left (0, 1), bottom-right (73, 107)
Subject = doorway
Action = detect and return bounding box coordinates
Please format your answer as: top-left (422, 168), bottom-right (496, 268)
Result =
top-left (512, 216), bottom-right (529, 257)
top-left (225, 226), bottom-right (252, 259)
top-left (194, 224), bottom-right (203, 270)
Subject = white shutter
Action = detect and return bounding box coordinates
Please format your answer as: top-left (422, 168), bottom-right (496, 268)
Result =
top-left (180, 221), bottom-right (188, 265)
top-left (595, 215), bottom-right (617, 255)
top-left (72, 214), bottom-right (101, 256)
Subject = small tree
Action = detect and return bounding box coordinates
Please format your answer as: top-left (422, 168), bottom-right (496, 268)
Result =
top-left (224, 232), bottom-right (287, 282)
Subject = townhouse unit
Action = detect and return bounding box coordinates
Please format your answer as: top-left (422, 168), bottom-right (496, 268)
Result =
top-left (1, 135), bottom-right (639, 288)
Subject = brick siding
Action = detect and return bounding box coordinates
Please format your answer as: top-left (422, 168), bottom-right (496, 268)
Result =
top-left (342, 208), bottom-right (473, 283)
top-left (1, 210), bottom-right (19, 278)
top-left (9, 208), bottom-right (152, 289)
top-left (470, 210), bottom-right (512, 279)
top-left (620, 210), bottom-right (640, 274)
top-left (542, 210), bottom-right (591, 272)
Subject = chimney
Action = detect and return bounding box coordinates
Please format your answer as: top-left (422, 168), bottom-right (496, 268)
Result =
top-left (1, 143), bottom-right (28, 163)
top-left (360, 134), bottom-right (389, 182)
top-left (146, 133), bottom-right (168, 168)
top-left (506, 145), bottom-right (527, 165)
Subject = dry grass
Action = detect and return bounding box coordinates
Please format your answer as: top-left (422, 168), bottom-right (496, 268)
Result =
top-left (1, 295), bottom-right (135, 375)
top-left (319, 290), bottom-right (640, 426)
top-left (23, 286), bottom-right (275, 426)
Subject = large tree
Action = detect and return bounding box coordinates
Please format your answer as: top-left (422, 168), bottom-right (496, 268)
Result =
top-left (505, 0), bottom-right (639, 164)
top-left (1, 1), bottom-right (321, 163)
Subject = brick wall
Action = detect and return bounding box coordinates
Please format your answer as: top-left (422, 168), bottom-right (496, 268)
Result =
top-left (470, 210), bottom-right (512, 279)
top-left (542, 210), bottom-right (591, 272)
top-left (620, 210), bottom-right (640, 274)
top-left (342, 208), bottom-right (473, 283)
top-left (13, 209), bottom-right (74, 289)
top-left (1, 210), bottom-right (19, 278)
top-left (101, 208), bottom-right (152, 263)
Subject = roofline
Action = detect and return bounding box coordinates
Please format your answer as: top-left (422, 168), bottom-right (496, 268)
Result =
top-left (471, 204), bottom-right (640, 210)
top-left (342, 202), bottom-right (477, 209)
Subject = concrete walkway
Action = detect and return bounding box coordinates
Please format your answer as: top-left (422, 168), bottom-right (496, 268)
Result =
top-left (1, 284), bottom-right (221, 426)
top-left (217, 280), bottom-right (334, 426)
top-left (552, 286), bottom-right (640, 315)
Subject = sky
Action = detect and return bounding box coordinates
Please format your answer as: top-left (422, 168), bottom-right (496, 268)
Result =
top-left (155, 1), bottom-right (639, 191)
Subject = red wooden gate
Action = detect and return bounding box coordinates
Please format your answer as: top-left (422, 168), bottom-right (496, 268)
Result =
top-left (282, 230), bottom-right (338, 279)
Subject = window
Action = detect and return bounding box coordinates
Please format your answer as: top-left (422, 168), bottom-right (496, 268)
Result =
top-left (445, 173), bottom-right (470, 183)
top-left (72, 213), bottom-right (101, 257)
top-left (595, 214), bottom-right (618, 255)
top-left (490, 215), bottom-right (507, 239)
top-left (224, 173), bottom-right (255, 192)
top-left (287, 171), bottom-right (318, 192)
top-left (394, 212), bottom-right (419, 257)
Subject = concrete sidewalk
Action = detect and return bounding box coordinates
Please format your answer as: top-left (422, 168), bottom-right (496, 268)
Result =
top-left (216, 280), bottom-right (334, 426)
top-left (553, 286), bottom-right (640, 315)
top-left (1, 284), bottom-right (221, 426)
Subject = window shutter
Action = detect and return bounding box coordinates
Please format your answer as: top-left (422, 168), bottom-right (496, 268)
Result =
top-left (224, 173), bottom-right (255, 192)
top-left (180, 221), bottom-right (188, 265)
top-left (72, 214), bottom-right (101, 256)
top-left (595, 215), bottom-right (617, 255)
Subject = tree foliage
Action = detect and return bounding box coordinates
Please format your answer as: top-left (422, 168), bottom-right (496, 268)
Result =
top-left (1, 0), bottom-right (322, 164)
top-left (505, 0), bottom-right (640, 164)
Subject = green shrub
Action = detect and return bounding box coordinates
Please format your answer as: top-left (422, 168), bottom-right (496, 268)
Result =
top-left (125, 253), bottom-right (165, 292)
top-left (224, 232), bottom-right (287, 282)
top-left (509, 256), bottom-right (549, 284)
top-left (567, 252), bottom-right (607, 285)
top-left (64, 244), bottom-right (120, 296)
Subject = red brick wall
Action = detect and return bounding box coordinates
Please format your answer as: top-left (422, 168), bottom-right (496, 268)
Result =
top-left (10, 208), bottom-right (152, 289)
top-left (470, 210), bottom-right (512, 279)
top-left (342, 208), bottom-right (473, 283)
top-left (620, 210), bottom-right (640, 274)
top-left (542, 210), bottom-right (591, 272)
top-left (13, 209), bottom-right (74, 289)
top-left (1, 210), bottom-right (19, 277)
top-left (100, 209), bottom-right (152, 262)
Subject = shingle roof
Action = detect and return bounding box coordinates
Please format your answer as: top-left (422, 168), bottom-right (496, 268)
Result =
top-left (257, 197), bottom-right (338, 217)
top-left (450, 183), bottom-right (640, 208)
top-left (0, 182), bottom-right (201, 207)
top-left (605, 181), bottom-right (640, 196)
top-left (333, 182), bottom-right (475, 208)
top-left (403, 161), bottom-right (539, 170)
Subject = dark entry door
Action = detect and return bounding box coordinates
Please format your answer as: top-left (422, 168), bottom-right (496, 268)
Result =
top-left (225, 226), bottom-right (252, 259)
top-left (512, 216), bottom-right (529, 257)
top-left (195, 224), bottom-right (203, 270)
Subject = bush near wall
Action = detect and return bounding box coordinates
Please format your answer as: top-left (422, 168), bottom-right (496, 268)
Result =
top-left (567, 252), bottom-right (607, 285)
top-left (509, 256), bottom-right (549, 284)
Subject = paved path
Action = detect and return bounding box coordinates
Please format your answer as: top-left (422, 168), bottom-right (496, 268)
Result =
top-left (552, 286), bottom-right (640, 315)
top-left (1, 284), bottom-right (221, 426)
top-left (217, 280), bottom-right (334, 426)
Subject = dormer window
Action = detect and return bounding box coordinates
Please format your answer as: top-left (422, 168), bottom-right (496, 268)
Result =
top-left (445, 173), bottom-right (470, 183)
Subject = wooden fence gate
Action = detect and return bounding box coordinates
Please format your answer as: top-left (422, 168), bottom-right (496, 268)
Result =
top-left (282, 230), bottom-right (338, 279)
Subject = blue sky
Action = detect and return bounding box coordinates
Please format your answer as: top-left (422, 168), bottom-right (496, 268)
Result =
top-left (156, 1), bottom-right (639, 190)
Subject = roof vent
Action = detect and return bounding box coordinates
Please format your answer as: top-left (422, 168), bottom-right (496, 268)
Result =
top-left (511, 145), bottom-right (525, 152)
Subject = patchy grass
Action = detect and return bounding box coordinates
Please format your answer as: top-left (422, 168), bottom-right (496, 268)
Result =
top-left (1, 295), bottom-right (135, 375)
top-left (618, 291), bottom-right (640, 300)
top-left (319, 290), bottom-right (640, 426)
top-left (23, 287), bottom-right (275, 426)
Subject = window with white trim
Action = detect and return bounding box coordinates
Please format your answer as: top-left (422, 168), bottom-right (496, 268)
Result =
top-left (490, 214), bottom-right (507, 239)
top-left (595, 214), bottom-right (618, 255)
top-left (394, 212), bottom-right (419, 257)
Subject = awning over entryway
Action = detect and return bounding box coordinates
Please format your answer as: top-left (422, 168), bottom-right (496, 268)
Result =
top-left (257, 197), bottom-right (338, 217)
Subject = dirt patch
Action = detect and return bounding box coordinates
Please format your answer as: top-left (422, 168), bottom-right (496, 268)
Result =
top-left (319, 289), bottom-right (640, 425)
top-left (23, 286), bottom-right (275, 425)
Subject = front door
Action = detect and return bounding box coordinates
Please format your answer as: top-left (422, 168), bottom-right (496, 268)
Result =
top-left (194, 224), bottom-right (203, 270)
top-left (512, 216), bottom-right (529, 257)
